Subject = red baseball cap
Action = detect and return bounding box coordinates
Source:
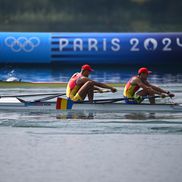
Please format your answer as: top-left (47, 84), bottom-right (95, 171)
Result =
top-left (138, 67), bottom-right (152, 75)
top-left (81, 64), bottom-right (94, 72)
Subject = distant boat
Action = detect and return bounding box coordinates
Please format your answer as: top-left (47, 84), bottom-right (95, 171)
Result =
top-left (6, 77), bottom-right (21, 82)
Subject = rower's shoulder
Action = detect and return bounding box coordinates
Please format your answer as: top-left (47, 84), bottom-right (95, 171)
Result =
top-left (72, 72), bottom-right (80, 76)
top-left (130, 76), bottom-right (140, 83)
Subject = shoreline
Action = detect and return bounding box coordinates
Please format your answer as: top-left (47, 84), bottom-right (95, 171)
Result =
top-left (0, 81), bottom-right (124, 88)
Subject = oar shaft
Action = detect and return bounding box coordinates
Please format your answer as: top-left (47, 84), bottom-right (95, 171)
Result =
top-left (82, 98), bottom-right (125, 103)
top-left (0, 89), bottom-right (110, 98)
top-left (0, 93), bottom-right (62, 98)
top-left (34, 93), bottom-right (66, 102)
top-left (82, 95), bottom-right (170, 104)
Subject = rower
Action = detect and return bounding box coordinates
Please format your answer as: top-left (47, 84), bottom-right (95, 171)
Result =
top-left (66, 64), bottom-right (117, 103)
top-left (123, 67), bottom-right (175, 104)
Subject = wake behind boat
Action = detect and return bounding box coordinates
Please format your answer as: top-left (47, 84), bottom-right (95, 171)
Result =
top-left (0, 96), bottom-right (181, 113)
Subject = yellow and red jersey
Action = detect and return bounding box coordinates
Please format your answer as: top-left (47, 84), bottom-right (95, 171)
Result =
top-left (123, 76), bottom-right (140, 98)
top-left (66, 73), bottom-right (82, 100)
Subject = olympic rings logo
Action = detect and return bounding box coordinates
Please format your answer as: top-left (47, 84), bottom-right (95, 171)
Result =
top-left (4, 37), bottom-right (40, 52)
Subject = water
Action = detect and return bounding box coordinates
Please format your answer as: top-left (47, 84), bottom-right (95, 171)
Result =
top-left (0, 129), bottom-right (182, 182)
top-left (1, 65), bottom-right (182, 83)
top-left (0, 67), bottom-right (182, 182)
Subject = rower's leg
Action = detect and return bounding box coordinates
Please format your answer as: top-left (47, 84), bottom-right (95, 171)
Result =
top-left (87, 85), bottom-right (94, 102)
top-left (137, 90), bottom-right (155, 104)
top-left (148, 96), bottom-right (155, 104)
top-left (77, 81), bottom-right (94, 103)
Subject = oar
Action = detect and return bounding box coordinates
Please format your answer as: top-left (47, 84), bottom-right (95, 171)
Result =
top-left (34, 93), bottom-right (66, 102)
top-left (82, 95), bottom-right (173, 104)
top-left (15, 93), bottom-right (67, 103)
top-left (94, 89), bottom-right (111, 93)
top-left (33, 89), bottom-right (111, 102)
top-left (10, 93), bottom-right (67, 104)
top-left (82, 98), bottom-right (125, 104)
top-left (0, 92), bottom-right (63, 98)
top-left (143, 95), bottom-right (174, 99)
top-left (0, 88), bottom-right (112, 99)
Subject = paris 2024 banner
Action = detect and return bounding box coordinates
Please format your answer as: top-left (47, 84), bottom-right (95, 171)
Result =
top-left (0, 32), bottom-right (182, 65)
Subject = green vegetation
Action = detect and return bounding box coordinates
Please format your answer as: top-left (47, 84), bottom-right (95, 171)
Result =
top-left (0, 0), bottom-right (182, 32)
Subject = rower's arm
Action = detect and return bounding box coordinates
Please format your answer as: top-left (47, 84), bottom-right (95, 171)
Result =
top-left (149, 84), bottom-right (175, 97)
top-left (93, 82), bottom-right (117, 92)
top-left (135, 79), bottom-right (161, 95)
top-left (94, 86), bottom-right (103, 92)
top-left (150, 84), bottom-right (168, 94)
top-left (77, 77), bottom-right (117, 93)
top-left (135, 78), bottom-right (150, 90)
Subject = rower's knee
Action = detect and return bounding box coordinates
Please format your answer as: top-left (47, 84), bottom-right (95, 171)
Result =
top-left (148, 93), bottom-right (154, 96)
top-left (144, 90), bottom-right (154, 96)
top-left (86, 81), bottom-right (94, 87)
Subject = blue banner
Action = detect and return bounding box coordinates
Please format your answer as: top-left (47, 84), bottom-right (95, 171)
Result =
top-left (0, 32), bottom-right (50, 63)
top-left (0, 32), bottom-right (182, 64)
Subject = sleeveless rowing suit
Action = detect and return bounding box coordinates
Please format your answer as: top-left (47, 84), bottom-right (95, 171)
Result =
top-left (123, 76), bottom-right (143, 104)
top-left (66, 73), bottom-right (83, 102)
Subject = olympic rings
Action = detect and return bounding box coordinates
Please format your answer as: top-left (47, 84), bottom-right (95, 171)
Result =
top-left (4, 37), bottom-right (40, 52)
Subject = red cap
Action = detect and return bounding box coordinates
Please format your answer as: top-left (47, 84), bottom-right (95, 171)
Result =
top-left (81, 64), bottom-right (94, 72)
top-left (138, 67), bottom-right (152, 75)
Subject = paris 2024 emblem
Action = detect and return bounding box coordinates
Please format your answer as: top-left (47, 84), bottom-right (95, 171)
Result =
top-left (4, 37), bottom-right (40, 52)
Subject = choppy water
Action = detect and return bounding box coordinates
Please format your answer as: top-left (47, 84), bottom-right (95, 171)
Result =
top-left (0, 74), bottom-right (182, 182)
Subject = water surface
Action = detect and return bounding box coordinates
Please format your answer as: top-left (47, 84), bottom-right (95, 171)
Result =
top-left (0, 71), bottom-right (182, 182)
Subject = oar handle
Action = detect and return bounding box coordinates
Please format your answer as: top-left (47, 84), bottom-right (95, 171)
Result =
top-left (94, 89), bottom-right (111, 93)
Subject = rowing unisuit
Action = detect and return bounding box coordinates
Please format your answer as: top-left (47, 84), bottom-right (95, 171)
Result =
top-left (66, 64), bottom-right (117, 103)
top-left (66, 72), bottom-right (83, 102)
top-left (123, 75), bottom-right (143, 104)
top-left (123, 67), bottom-right (175, 104)
top-left (123, 76), bottom-right (140, 98)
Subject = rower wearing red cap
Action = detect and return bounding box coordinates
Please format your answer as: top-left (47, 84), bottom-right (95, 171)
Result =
top-left (66, 64), bottom-right (117, 103)
top-left (123, 67), bottom-right (175, 104)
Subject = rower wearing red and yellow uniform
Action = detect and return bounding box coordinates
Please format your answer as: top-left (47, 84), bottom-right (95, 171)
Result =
top-left (123, 67), bottom-right (175, 104)
top-left (66, 64), bottom-right (117, 103)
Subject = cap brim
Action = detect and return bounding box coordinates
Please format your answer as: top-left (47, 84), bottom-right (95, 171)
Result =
top-left (88, 69), bottom-right (94, 72)
top-left (148, 71), bottom-right (152, 74)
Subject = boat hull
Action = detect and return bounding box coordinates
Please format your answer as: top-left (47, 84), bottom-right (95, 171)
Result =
top-left (0, 98), bottom-right (181, 113)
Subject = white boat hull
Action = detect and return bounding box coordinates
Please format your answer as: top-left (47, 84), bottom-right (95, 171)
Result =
top-left (0, 98), bottom-right (181, 113)
top-left (72, 103), bottom-right (182, 113)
